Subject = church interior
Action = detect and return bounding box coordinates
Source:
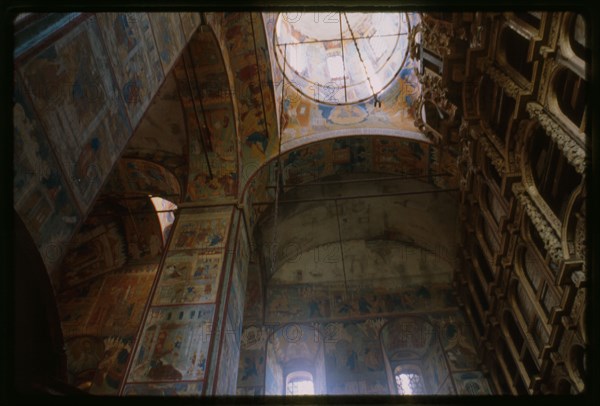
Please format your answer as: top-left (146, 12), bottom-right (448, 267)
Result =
top-left (10, 9), bottom-right (591, 398)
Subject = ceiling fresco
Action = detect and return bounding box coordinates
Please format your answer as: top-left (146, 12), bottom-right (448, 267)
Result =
top-left (262, 12), bottom-right (426, 153)
top-left (241, 134), bottom-right (460, 240)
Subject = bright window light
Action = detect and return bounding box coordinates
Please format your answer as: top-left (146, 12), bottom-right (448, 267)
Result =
top-left (286, 371), bottom-right (315, 395)
top-left (394, 367), bottom-right (425, 395)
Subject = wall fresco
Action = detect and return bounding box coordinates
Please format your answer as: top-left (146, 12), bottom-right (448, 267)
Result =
top-left (265, 283), bottom-right (455, 324)
top-left (60, 220), bottom-right (127, 289)
top-left (57, 263), bottom-right (158, 393)
top-left (171, 28), bottom-right (239, 203)
top-left (96, 13), bottom-right (164, 126)
top-left (13, 75), bottom-right (81, 281)
top-left (324, 319), bottom-right (388, 395)
top-left (262, 12), bottom-right (425, 153)
top-left (169, 210), bottom-right (231, 252)
top-left (453, 371), bottom-right (492, 395)
top-left (241, 262), bottom-right (263, 325)
top-left (127, 304), bottom-right (214, 383)
top-left (104, 158), bottom-right (181, 198)
top-left (152, 251), bottom-right (223, 305)
top-left (121, 199), bottom-right (164, 261)
top-left (122, 381), bottom-right (203, 395)
top-left (59, 263), bottom-right (157, 337)
top-left (179, 13), bottom-right (202, 41)
top-left (148, 12), bottom-right (186, 75)
top-left (221, 13), bottom-right (279, 187)
top-left (215, 317), bottom-right (240, 394)
top-left (19, 16), bottom-right (132, 211)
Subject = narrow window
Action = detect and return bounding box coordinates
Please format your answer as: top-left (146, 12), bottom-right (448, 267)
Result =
top-left (394, 366), bottom-right (426, 395)
top-left (285, 371), bottom-right (315, 395)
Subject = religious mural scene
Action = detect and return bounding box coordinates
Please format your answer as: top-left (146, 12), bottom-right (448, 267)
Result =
top-left (11, 8), bottom-right (589, 400)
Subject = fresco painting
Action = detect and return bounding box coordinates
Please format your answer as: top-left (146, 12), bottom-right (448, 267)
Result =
top-left (324, 319), bottom-right (389, 395)
top-left (128, 304), bottom-right (215, 383)
top-left (105, 158), bottom-right (181, 198)
top-left (439, 315), bottom-right (481, 372)
top-left (372, 137), bottom-right (429, 175)
top-left (261, 13), bottom-right (423, 152)
top-left (179, 13), bottom-right (202, 41)
top-left (19, 16), bottom-right (132, 210)
top-left (57, 262), bottom-right (158, 394)
top-left (89, 336), bottom-right (135, 394)
top-left (123, 381), bottom-right (203, 396)
top-left (246, 135), bottom-right (446, 232)
top-left (221, 13), bottom-right (279, 186)
top-left (13, 75), bottom-right (81, 278)
top-left (170, 28), bottom-right (239, 203)
top-left (185, 107), bottom-right (238, 202)
top-left (241, 262), bottom-right (263, 325)
top-left (148, 12), bottom-right (186, 75)
top-left (152, 251), bottom-right (223, 305)
top-left (264, 342), bottom-right (283, 395)
top-left (453, 371), bottom-right (493, 395)
top-left (215, 316), bottom-right (241, 394)
top-left (170, 209), bottom-right (231, 252)
top-left (64, 336), bottom-right (106, 386)
top-left (237, 342), bottom-right (265, 389)
top-left (421, 339), bottom-right (449, 393)
top-left (266, 283), bottom-right (455, 324)
top-left (97, 13), bottom-right (164, 126)
top-left (60, 221), bottom-right (127, 289)
top-left (71, 264), bottom-right (157, 336)
top-left (122, 201), bottom-right (164, 261)
top-left (226, 223), bottom-right (250, 339)
top-left (57, 264), bottom-right (157, 337)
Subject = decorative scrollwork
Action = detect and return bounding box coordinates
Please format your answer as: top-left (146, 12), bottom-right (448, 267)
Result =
top-left (480, 59), bottom-right (529, 98)
top-left (526, 102), bottom-right (586, 174)
top-left (457, 134), bottom-right (474, 192)
top-left (513, 183), bottom-right (563, 263)
top-left (479, 136), bottom-right (505, 175)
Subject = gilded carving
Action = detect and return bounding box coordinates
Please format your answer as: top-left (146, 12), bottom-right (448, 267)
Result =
top-left (574, 212), bottom-right (586, 266)
top-left (421, 16), bottom-right (455, 57)
top-left (458, 134), bottom-right (474, 191)
top-left (480, 59), bottom-right (530, 98)
top-left (478, 136), bottom-right (505, 175)
top-left (413, 72), bottom-right (458, 141)
top-left (512, 183), bottom-right (563, 263)
top-left (526, 103), bottom-right (586, 174)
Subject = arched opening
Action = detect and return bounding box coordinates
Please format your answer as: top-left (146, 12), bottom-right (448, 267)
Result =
top-left (499, 27), bottom-right (533, 80)
top-left (478, 74), bottom-right (516, 142)
top-left (265, 324), bottom-right (326, 395)
top-left (553, 68), bottom-right (586, 129)
top-left (529, 126), bottom-right (582, 221)
top-left (568, 14), bottom-right (588, 60)
top-left (394, 365), bottom-right (426, 395)
top-left (286, 370), bottom-right (315, 395)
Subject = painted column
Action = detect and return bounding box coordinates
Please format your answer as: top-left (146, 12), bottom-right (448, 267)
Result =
top-left (120, 205), bottom-right (250, 395)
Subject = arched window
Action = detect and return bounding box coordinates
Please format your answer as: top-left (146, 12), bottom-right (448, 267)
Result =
top-left (394, 365), bottom-right (426, 395)
top-left (285, 371), bottom-right (315, 395)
